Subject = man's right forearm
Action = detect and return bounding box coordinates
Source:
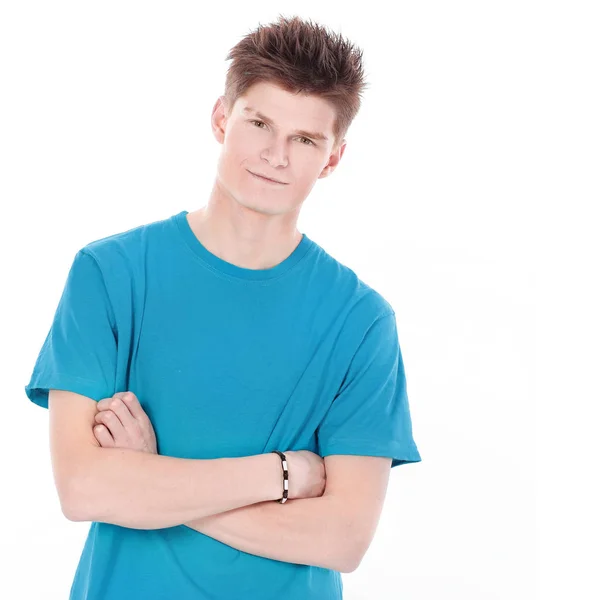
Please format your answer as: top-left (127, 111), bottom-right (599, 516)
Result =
top-left (64, 448), bottom-right (283, 529)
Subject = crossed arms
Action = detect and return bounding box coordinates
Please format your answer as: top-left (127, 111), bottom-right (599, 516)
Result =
top-left (49, 389), bottom-right (392, 573)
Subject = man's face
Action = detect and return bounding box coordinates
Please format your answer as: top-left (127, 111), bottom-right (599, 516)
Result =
top-left (211, 81), bottom-right (346, 217)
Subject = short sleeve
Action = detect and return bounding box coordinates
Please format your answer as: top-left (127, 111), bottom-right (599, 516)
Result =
top-left (317, 311), bottom-right (422, 468)
top-left (24, 249), bottom-right (118, 409)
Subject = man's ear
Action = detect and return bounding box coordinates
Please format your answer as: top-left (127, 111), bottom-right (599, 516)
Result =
top-left (211, 96), bottom-right (230, 144)
top-left (319, 140), bottom-right (347, 179)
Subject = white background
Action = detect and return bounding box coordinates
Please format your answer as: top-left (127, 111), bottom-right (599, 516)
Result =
top-left (1, 1), bottom-right (597, 599)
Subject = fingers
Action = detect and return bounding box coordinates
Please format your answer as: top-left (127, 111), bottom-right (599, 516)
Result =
top-left (116, 392), bottom-right (148, 422)
top-left (97, 394), bottom-right (138, 432)
top-left (94, 409), bottom-right (127, 444)
top-left (93, 424), bottom-right (115, 447)
top-left (95, 392), bottom-right (155, 453)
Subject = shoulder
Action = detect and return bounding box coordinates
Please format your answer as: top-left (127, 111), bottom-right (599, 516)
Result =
top-left (65, 212), bottom-right (176, 320)
top-left (72, 212), bottom-right (175, 280)
top-left (310, 237), bottom-right (396, 324)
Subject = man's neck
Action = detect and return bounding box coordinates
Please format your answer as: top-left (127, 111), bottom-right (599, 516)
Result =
top-left (185, 206), bottom-right (303, 271)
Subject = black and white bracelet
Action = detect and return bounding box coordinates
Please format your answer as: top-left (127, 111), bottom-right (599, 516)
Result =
top-left (271, 450), bottom-right (289, 504)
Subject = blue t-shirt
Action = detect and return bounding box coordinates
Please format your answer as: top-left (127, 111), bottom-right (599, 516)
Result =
top-left (25, 209), bottom-right (421, 600)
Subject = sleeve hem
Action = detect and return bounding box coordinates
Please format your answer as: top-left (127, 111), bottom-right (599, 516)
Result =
top-left (319, 437), bottom-right (422, 467)
top-left (25, 373), bottom-right (107, 409)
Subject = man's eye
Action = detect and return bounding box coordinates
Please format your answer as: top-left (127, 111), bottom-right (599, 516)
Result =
top-left (250, 121), bottom-right (314, 146)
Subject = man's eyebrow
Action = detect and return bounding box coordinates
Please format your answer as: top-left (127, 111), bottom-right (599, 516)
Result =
top-left (242, 106), bottom-right (329, 142)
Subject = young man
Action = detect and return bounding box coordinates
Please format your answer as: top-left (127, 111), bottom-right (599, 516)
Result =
top-left (25, 15), bottom-right (421, 600)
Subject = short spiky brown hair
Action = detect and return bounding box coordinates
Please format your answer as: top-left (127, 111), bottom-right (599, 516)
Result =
top-left (223, 15), bottom-right (368, 152)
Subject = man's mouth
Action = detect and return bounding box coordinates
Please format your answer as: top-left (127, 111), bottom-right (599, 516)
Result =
top-left (247, 170), bottom-right (288, 185)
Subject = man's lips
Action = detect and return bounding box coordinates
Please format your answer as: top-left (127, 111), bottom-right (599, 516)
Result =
top-left (247, 170), bottom-right (288, 184)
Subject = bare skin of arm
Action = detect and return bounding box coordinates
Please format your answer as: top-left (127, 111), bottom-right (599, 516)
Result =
top-left (92, 392), bottom-right (357, 572)
top-left (50, 390), bottom-right (324, 530)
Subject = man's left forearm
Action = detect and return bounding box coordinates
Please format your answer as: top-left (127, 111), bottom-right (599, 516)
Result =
top-left (183, 494), bottom-right (358, 573)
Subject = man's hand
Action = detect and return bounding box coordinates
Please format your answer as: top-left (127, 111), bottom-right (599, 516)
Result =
top-left (93, 391), bottom-right (158, 454)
